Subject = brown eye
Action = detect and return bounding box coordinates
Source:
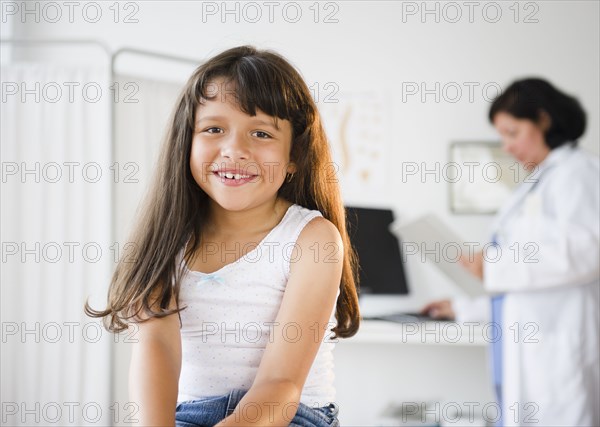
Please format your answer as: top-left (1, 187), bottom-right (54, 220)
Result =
top-left (205, 127), bottom-right (223, 134)
top-left (252, 131), bottom-right (271, 139)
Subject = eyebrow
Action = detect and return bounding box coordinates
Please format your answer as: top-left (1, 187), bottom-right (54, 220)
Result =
top-left (196, 115), bottom-right (280, 130)
top-left (252, 118), bottom-right (280, 130)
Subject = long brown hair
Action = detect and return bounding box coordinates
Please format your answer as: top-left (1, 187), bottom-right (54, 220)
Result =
top-left (85, 45), bottom-right (360, 338)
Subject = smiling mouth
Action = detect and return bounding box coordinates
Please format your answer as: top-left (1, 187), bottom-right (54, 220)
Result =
top-left (212, 171), bottom-right (259, 184)
top-left (215, 171), bottom-right (254, 180)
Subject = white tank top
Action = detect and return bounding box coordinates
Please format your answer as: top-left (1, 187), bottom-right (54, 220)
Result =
top-left (176, 204), bottom-right (339, 408)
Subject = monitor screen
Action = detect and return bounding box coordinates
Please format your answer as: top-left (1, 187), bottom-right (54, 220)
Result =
top-left (345, 206), bottom-right (409, 295)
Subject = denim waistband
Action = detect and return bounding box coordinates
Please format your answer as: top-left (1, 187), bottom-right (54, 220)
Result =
top-left (176, 388), bottom-right (339, 427)
top-left (225, 388), bottom-right (248, 417)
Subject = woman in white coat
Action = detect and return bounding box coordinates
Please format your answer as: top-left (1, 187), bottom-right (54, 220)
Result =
top-left (422, 78), bottom-right (599, 426)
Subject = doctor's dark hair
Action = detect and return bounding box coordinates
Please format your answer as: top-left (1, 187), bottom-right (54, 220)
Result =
top-left (488, 78), bottom-right (586, 149)
top-left (85, 45), bottom-right (361, 339)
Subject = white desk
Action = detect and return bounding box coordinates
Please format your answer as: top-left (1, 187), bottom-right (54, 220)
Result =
top-left (345, 319), bottom-right (489, 346)
top-left (332, 320), bottom-right (495, 426)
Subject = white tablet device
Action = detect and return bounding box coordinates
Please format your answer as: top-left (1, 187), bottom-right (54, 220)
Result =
top-left (390, 214), bottom-right (485, 297)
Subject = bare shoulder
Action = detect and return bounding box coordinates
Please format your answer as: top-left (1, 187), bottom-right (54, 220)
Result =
top-left (294, 216), bottom-right (343, 265)
top-left (299, 216), bottom-right (342, 245)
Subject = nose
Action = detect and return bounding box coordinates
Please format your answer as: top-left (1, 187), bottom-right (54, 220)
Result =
top-left (220, 132), bottom-right (250, 162)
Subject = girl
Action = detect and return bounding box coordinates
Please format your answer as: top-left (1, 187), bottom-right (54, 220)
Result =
top-left (422, 78), bottom-right (599, 426)
top-left (86, 45), bottom-right (360, 427)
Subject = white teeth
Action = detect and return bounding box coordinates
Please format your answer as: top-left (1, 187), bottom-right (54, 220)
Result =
top-left (217, 171), bottom-right (251, 180)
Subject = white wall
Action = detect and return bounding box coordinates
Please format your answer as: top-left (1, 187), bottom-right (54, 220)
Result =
top-left (12, 0), bottom-right (599, 275)
top-left (12, 0), bottom-right (599, 230)
top-left (7, 0), bottom-right (599, 423)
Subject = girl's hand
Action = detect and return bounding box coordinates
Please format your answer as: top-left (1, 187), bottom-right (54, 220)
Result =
top-left (420, 299), bottom-right (455, 320)
top-left (459, 250), bottom-right (484, 280)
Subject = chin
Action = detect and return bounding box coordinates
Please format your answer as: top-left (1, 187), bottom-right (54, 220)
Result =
top-left (212, 198), bottom-right (253, 212)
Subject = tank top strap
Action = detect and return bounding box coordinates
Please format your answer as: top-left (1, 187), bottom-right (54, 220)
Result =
top-left (269, 204), bottom-right (323, 278)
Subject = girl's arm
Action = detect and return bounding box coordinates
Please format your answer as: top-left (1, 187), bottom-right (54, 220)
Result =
top-left (216, 217), bottom-right (343, 427)
top-left (129, 293), bottom-right (182, 427)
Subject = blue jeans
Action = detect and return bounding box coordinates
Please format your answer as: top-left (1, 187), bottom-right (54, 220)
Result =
top-left (176, 389), bottom-right (340, 427)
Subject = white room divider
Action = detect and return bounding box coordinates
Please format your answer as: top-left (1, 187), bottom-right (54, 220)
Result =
top-left (1, 63), bottom-right (113, 426)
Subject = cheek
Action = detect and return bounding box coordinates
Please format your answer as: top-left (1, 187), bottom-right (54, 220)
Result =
top-left (189, 141), bottom-right (200, 171)
top-left (258, 146), bottom-right (291, 183)
top-left (190, 137), bottom-right (216, 161)
top-left (258, 145), bottom-right (291, 166)
top-left (189, 140), bottom-right (212, 179)
top-left (522, 127), bottom-right (544, 150)
top-left (532, 127), bottom-right (547, 146)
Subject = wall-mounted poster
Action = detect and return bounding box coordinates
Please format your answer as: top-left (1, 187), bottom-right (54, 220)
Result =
top-left (448, 141), bottom-right (528, 214)
top-left (318, 90), bottom-right (390, 204)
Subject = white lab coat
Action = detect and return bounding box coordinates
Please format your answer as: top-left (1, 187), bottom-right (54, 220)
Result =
top-left (455, 144), bottom-right (600, 426)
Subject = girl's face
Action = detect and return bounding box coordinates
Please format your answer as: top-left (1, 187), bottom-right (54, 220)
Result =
top-left (492, 111), bottom-right (550, 169)
top-left (190, 80), bottom-right (296, 213)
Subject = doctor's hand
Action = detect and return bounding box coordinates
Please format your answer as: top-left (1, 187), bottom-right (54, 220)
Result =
top-left (420, 299), bottom-right (455, 320)
top-left (459, 250), bottom-right (484, 280)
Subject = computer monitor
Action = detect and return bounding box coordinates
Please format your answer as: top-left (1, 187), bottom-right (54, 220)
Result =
top-left (345, 206), bottom-right (409, 295)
